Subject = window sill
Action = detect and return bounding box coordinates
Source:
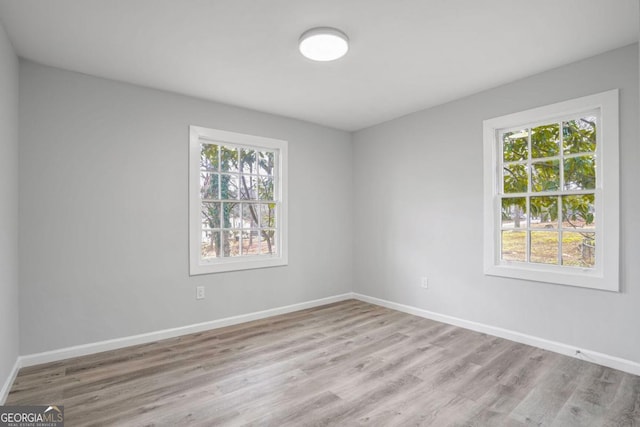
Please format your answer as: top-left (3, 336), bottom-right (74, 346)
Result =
top-left (190, 255), bottom-right (288, 275)
top-left (484, 263), bottom-right (618, 292)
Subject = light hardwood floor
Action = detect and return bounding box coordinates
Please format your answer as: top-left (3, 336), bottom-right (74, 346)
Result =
top-left (6, 300), bottom-right (640, 426)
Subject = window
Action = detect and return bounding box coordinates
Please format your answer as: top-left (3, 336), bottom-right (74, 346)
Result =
top-left (483, 90), bottom-right (619, 291)
top-left (189, 126), bottom-right (288, 275)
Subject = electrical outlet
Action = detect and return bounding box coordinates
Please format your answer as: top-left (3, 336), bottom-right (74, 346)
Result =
top-left (196, 286), bottom-right (205, 300)
top-left (420, 277), bottom-right (428, 289)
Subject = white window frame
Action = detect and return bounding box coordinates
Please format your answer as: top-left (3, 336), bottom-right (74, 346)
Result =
top-left (189, 126), bottom-right (288, 275)
top-left (483, 90), bottom-right (619, 291)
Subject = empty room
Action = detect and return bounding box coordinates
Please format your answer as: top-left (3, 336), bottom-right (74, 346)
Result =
top-left (0, 1), bottom-right (639, 425)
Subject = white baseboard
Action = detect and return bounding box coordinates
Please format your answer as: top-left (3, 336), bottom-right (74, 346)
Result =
top-left (12, 291), bottom-right (640, 384)
top-left (0, 358), bottom-right (21, 404)
top-left (353, 293), bottom-right (640, 377)
top-left (19, 293), bottom-right (354, 368)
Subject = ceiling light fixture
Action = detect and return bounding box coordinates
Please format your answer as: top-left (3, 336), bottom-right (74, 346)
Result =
top-left (298, 27), bottom-right (349, 62)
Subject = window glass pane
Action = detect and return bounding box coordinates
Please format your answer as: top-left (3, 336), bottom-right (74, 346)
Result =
top-left (200, 143), bottom-right (219, 171)
top-left (221, 230), bottom-right (241, 257)
top-left (220, 146), bottom-right (238, 172)
top-left (242, 203), bottom-right (259, 229)
top-left (563, 116), bottom-right (596, 154)
top-left (220, 174), bottom-right (238, 200)
top-left (501, 197), bottom-right (526, 229)
top-left (562, 232), bottom-right (595, 268)
top-left (260, 203), bottom-right (276, 228)
top-left (200, 172), bottom-right (219, 200)
top-left (564, 155), bottom-right (595, 190)
top-left (260, 230), bottom-right (277, 255)
top-left (530, 231), bottom-right (559, 265)
top-left (241, 230), bottom-right (261, 255)
top-left (259, 151), bottom-right (275, 176)
top-left (530, 196), bottom-right (558, 229)
top-left (222, 202), bottom-right (240, 228)
top-left (531, 124), bottom-right (560, 158)
top-left (503, 164), bottom-right (528, 193)
top-left (239, 176), bottom-right (258, 200)
top-left (503, 129), bottom-right (528, 162)
top-left (531, 160), bottom-right (560, 192)
top-left (201, 230), bottom-right (220, 260)
top-left (501, 230), bottom-right (526, 262)
top-left (562, 194), bottom-right (595, 230)
top-left (259, 177), bottom-right (274, 201)
top-left (202, 202), bottom-right (221, 229)
top-left (240, 149), bottom-right (257, 174)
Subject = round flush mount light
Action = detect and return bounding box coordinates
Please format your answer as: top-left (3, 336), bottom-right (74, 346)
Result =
top-left (299, 27), bottom-right (349, 61)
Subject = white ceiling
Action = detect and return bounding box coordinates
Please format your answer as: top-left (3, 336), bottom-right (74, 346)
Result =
top-left (0, 0), bottom-right (637, 131)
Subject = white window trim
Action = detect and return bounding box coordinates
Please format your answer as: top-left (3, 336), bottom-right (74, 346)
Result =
top-left (189, 126), bottom-right (288, 275)
top-left (483, 90), bottom-right (619, 291)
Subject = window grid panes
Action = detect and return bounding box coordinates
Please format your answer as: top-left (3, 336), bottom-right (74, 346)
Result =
top-left (499, 113), bottom-right (597, 269)
top-left (199, 143), bottom-right (279, 261)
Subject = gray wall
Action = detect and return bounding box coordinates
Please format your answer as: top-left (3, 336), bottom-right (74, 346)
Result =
top-left (0, 20), bottom-right (19, 392)
top-left (13, 41), bottom-right (640, 366)
top-left (19, 60), bottom-right (353, 354)
top-left (353, 44), bottom-right (640, 363)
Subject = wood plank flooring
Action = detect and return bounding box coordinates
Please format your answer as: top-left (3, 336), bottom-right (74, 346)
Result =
top-left (6, 300), bottom-right (640, 426)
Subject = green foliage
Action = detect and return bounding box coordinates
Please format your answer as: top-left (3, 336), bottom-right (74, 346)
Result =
top-left (503, 130), bottom-right (528, 162)
top-left (501, 197), bottom-right (525, 219)
top-left (562, 194), bottom-right (594, 226)
top-left (201, 144), bottom-right (219, 170)
top-left (501, 117), bottom-right (596, 237)
top-left (530, 196), bottom-right (558, 223)
top-left (531, 124), bottom-right (560, 158)
top-left (564, 156), bottom-right (595, 190)
top-left (531, 160), bottom-right (559, 192)
top-left (563, 118), bottom-right (596, 154)
top-left (503, 164), bottom-right (527, 193)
